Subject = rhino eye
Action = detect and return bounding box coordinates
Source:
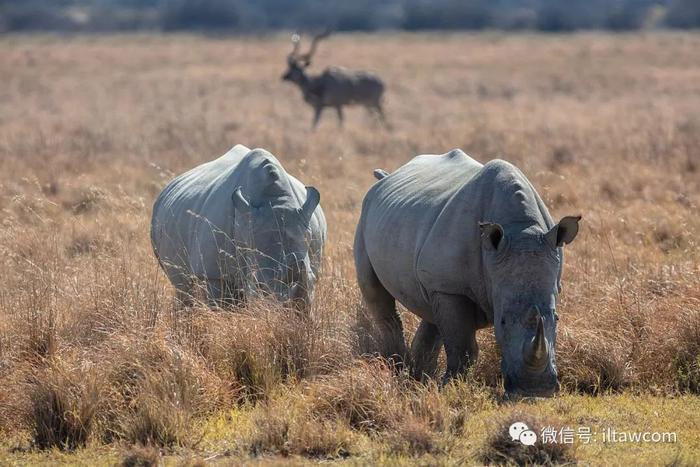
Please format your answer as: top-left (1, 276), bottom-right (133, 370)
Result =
top-left (500, 318), bottom-right (506, 326)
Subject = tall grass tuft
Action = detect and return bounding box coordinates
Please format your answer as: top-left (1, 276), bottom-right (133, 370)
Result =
top-left (28, 359), bottom-right (101, 450)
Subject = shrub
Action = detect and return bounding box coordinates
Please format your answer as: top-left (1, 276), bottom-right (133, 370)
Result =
top-left (248, 406), bottom-right (290, 456)
top-left (386, 415), bottom-right (440, 456)
top-left (673, 310), bottom-right (700, 394)
top-left (248, 399), bottom-right (353, 459)
top-left (557, 327), bottom-right (631, 394)
top-left (99, 333), bottom-right (229, 446)
top-left (304, 360), bottom-right (402, 433)
top-left (479, 410), bottom-right (576, 465)
top-left (28, 360), bottom-right (101, 450)
top-left (121, 444), bottom-right (161, 467)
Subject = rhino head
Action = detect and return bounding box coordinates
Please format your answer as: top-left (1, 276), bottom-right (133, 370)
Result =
top-left (231, 177), bottom-right (320, 310)
top-left (480, 215), bottom-right (580, 398)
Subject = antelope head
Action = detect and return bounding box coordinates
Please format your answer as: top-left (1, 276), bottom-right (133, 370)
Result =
top-left (282, 29), bottom-right (331, 83)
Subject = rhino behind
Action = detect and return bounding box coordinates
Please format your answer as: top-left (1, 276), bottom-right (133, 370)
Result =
top-left (151, 144), bottom-right (326, 307)
top-left (354, 149), bottom-right (580, 397)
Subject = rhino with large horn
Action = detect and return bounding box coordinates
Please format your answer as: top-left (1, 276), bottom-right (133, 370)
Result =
top-left (354, 149), bottom-right (580, 397)
top-left (151, 144), bottom-right (326, 309)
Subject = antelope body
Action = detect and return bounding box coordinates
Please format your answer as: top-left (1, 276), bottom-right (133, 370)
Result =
top-left (282, 31), bottom-right (386, 129)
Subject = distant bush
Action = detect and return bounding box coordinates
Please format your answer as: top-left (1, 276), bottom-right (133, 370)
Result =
top-left (160, 0), bottom-right (240, 31)
top-left (606, 1), bottom-right (651, 30)
top-left (0, 0), bottom-right (699, 35)
top-left (536, 0), bottom-right (611, 31)
top-left (0, 1), bottom-right (76, 32)
top-left (665, 0), bottom-right (700, 28)
top-left (403, 0), bottom-right (493, 30)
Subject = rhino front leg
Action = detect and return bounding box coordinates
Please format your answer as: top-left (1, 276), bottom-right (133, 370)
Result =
top-left (207, 279), bottom-right (244, 309)
top-left (207, 279), bottom-right (226, 308)
top-left (431, 293), bottom-right (479, 385)
top-left (168, 272), bottom-right (194, 309)
top-left (410, 320), bottom-right (442, 381)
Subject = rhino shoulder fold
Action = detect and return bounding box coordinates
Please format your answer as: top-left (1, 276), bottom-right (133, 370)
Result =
top-left (446, 148), bottom-right (469, 159)
top-left (230, 143), bottom-right (251, 154)
top-left (482, 158), bottom-right (520, 174)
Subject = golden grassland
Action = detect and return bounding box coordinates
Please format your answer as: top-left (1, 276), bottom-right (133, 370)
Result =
top-left (0, 32), bottom-right (699, 465)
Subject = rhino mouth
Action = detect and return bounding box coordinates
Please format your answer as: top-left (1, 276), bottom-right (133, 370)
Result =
top-left (505, 384), bottom-right (560, 399)
top-left (504, 374), bottom-right (560, 399)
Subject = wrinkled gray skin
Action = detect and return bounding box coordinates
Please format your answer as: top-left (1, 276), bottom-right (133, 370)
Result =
top-left (151, 144), bottom-right (326, 309)
top-left (355, 150), bottom-right (580, 397)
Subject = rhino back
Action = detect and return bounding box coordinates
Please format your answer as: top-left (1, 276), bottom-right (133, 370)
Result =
top-left (359, 151), bottom-right (555, 323)
top-left (152, 145), bottom-right (327, 283)
top-left (417, 159), bottom-right (556, 318)
top-left (151, 144), bottom-right (250, 280)
top-left (359, 150), bottom-right (482, 317)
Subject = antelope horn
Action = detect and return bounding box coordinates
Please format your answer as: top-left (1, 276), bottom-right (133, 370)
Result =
top-left (288, 32), bottom-right (301, 63)
top-left (299, 28), bottom-right (331, 66)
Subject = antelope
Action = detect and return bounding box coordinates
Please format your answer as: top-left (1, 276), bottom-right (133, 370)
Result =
top-left (281, 31), bottom-right (387, 129)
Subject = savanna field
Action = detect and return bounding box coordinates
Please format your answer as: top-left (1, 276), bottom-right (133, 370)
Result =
top-left (0, 32), bottom-right (699, 465)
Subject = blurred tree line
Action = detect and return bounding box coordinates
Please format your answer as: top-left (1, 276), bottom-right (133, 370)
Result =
top-left (0, 0), bottom-right (698, 33)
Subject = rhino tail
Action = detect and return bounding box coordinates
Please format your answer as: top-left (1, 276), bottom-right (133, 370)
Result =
top-left (373, 169), bottom-right (390, 180)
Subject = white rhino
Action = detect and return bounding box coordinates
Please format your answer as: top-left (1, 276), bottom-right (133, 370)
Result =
top-left (151, 144), bottom-right (326, 308)
top-left (354, 149), bottom-right (580, 397)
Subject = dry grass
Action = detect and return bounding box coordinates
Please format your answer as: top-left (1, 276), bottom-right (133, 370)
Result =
top-left (0, 32), bottom-right (699, 464)
top-left (479, 410), bottom-right (576, 465)
top-left (28, 359), bottom-right (101, 450)
top-left (673, 310), bottom-right (700, 393)
top-left (121, 444), bottom-right (160, 467)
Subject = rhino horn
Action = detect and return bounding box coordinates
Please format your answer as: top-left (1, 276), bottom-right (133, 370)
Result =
top-left (524, 312), bottom-right (548, 369)
top-left (290, 257), bottom-right (310, 312)
top-left (297, 258), bottom-right (309, 291)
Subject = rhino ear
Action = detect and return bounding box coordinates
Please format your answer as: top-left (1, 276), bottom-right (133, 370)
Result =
top-left (232, 187), bottom-right (251, 212)
top-left (546, 215), bottom-right (581, 248)
top-left (373, 169), bottom-right (390, 180)
top-left (300, 186), bottom-right (320, 223)
top-left (479, 222), bottom-right (504, 250)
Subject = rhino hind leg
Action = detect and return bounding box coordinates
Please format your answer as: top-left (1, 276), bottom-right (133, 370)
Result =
top-left (163, 267), bottom-right (195, 309)
top-left (410, 320), bottom-right (442, 381)
top-left (175, 287), bottom-right (194, 308)
top-left (355, 235), bottom-right (407, 368)
top-left (431, 293), bottom-right (479, 385)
